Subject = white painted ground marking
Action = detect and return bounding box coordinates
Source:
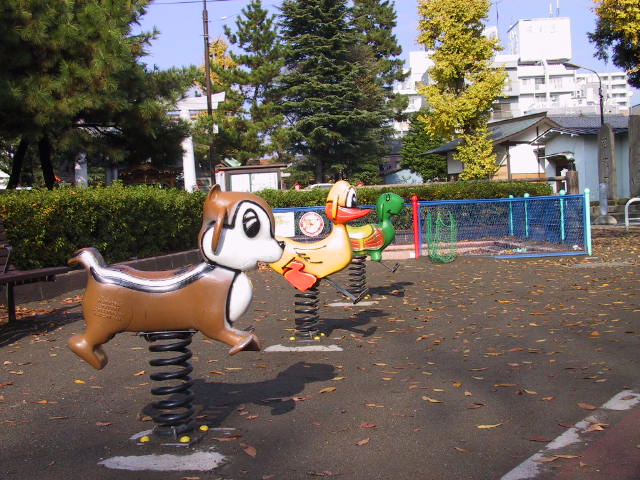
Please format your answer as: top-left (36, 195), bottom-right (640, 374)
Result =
top-left (264, 344), bottom-right (343, 352)
top-left (99, 450), bottom-right (226, 471)
top-left (327, 301), bottom-right (377, 307)
top-left (501, 390), bottom-right (640, 480)
top-left (601, 390), bottom-right (640, 410)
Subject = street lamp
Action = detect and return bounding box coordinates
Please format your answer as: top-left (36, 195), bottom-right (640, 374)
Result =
top-left (564, 62), bottom-right (617, 224)
top-left (564, 62), bottom-right (604, 125)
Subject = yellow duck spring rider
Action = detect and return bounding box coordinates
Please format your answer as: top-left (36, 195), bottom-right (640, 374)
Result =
top-left (269, 181), bottom-right (371, 338)
top-left (269, 180), bottom-right (370, 292)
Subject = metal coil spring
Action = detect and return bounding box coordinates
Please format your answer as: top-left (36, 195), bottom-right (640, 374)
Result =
top-left (348, 254), bottom-right (367, 298)
top-left (141, 330), bottom-right (196, 438)
top-left (294, 285), bottom-right (319, 339)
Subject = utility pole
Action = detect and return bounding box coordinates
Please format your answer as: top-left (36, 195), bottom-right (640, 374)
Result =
top-left (202, 0), bottom-right (214, 184)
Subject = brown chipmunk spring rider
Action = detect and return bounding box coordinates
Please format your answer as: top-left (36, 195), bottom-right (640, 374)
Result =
top-left (67, 186), bottom-right (284, 370)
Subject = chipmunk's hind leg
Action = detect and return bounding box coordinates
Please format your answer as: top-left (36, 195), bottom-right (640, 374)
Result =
top-left (68, 325), bottom-right (112, 369)
top-left (204, 325), bottom-right (260, 355)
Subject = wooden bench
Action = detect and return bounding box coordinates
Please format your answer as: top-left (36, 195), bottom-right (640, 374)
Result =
top-left (0, 221), bottom-right (69, 323)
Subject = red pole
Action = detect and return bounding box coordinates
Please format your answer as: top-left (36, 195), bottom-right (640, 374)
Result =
top-left (412, 195), bottom-right (420, 258)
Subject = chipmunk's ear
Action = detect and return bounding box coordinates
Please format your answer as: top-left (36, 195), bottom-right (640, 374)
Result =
top-left (208, 185), bottom-right (226, 253)
top-left (207, 184), bottom-right (221, 201)
top-left (199, 184), bottom-right (227, 256)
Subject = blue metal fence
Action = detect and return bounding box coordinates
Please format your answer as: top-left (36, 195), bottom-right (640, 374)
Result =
top-left (272, 190), bottom-right (592, 258)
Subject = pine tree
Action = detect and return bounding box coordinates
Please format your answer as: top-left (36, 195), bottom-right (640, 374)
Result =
top-left (416, 0), bottom-right (505, 180)
top-left (194, 37), bottom-right (245, 168)
top-left (277, 0), bottom-right (387, 183)
top-left (400, 111), bottom-right (447, 181)
top-left (589, 0), bottom-right (640, 88)
top-left (348, 0), bottom-right (408, 183)
top-left (224, 0), bottom-right (287, 163)
top-left (351, 0), bottom-right (408, 114)
top-left (0, 0), bottom-right (195, 188)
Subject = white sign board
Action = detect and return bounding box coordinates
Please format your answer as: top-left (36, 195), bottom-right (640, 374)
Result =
top-left (274, 211), bottom-right (296, 238)
top-left (509, 17), bottom-right (571, 62)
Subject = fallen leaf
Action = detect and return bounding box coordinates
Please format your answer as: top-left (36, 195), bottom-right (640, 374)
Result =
top-left (454, 447), bottom-right (468, 453)
top-left (535, 457), bottom-right (559, 463)
top-left (241, 443), bottom-right (257, 458)
top-left (320, 387), bottom-right (336, 393)
top-left (213, 434), bottom-right (242, 442)
top-left (209, 371), bottom-right (225, 375)
top-left (356, 438), bottom-right (370, 446)
top-left (95, 422), bottom-right (112, 427)
top-left (74, 379), bottom-right (86, 384)
top-left (477, 423), bottom-right (502, 429)
top-left (422, 396), bottom-right (443, 403)
top-left (578, 403), bottom-right (597, 410)
top-left (133, 370), bottom-right (145, 377)
top-left (585, 422), bottom-right (608, 432)
top-left (359, 422), bottom-right (376, 428)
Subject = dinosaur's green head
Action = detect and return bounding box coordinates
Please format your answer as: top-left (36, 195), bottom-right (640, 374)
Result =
top-left (376, 192), bottom-right (404, 218)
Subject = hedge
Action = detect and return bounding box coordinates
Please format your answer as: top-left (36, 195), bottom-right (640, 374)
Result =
top-left (257, 180), bottom-right (552, 207)
top-left (0, 181), bottom-right (552, 269)
top-left (0, 185), bottom-right (206, 269)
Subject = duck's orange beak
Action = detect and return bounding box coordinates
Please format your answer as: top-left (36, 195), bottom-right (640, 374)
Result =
top-left (326, 203), bottom-right (370, 224)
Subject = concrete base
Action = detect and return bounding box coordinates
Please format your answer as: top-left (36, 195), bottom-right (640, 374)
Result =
top-left (594, 214), bottom-right (618, 225)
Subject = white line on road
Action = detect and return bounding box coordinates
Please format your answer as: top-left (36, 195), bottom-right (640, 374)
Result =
top-left (501, 390), bottom-right (640, 480)
top-left (264, 344), bottom-right (343, 352)
top-left (99, 450), bottom-right (226, 471)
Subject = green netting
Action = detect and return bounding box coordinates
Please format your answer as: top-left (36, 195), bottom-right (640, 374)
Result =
top-left (426, 210), bottom-right (457, 263)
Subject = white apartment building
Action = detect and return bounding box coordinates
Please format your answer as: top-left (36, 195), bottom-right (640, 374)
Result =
top-left (394, 17), bottom-right (633, 133)
top-left (168, 93), bottom-right (225, 192)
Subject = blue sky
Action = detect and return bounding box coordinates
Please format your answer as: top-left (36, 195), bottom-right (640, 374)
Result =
top-left (137, 0), bottom-right (638, 102)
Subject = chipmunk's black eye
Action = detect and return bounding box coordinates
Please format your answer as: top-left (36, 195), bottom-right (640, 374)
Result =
top-left (243, 208), bottom-right (260, 238)
top-left (346, 188), bottom-right (357, 208)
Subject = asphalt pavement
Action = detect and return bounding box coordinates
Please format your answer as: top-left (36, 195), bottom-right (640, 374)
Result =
top-left (1, 227), bottom-right (638, 480)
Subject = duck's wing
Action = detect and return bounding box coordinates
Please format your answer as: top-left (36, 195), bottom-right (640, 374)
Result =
top-left (349, 225), bottom-right (385, 251)
top-left (291, 239), bottom-right (330, 264)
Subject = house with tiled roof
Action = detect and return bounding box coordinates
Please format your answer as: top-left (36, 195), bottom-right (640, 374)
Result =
top-left (426, 112), bottom-right (632, 198)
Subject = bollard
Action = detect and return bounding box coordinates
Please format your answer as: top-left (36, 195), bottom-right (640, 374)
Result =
top-left (412, 195), bottom-right (421, 258)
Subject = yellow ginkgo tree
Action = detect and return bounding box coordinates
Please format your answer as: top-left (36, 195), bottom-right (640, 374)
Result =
top-left (589, 0), bottom-right (640, 88)
top-left (416, 0), bottom-right (506, 180)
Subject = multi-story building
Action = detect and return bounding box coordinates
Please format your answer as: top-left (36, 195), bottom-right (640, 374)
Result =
top-left (394, 17), bottom-right (633, 132)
